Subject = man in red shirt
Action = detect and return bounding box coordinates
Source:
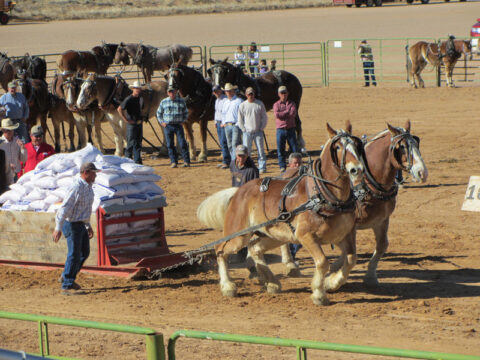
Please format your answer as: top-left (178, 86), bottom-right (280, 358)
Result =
top-left (23, 125), bottom-right (55, 174)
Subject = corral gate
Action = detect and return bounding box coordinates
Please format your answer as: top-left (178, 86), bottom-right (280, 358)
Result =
top-left (208, 42), bottom-right (326, 87)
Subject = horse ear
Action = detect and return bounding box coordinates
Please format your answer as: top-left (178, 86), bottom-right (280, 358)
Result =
top-left (120, 42), bottom-right (125, 47)
top-left (326, 123), bottom-right (337, 138)
top-left (223, 57), bottom-right (229, 63)
top-left (404, 119), bottom-right (411, 133)
top-left (386, 122), bottom-right (400, 136)
top-left (209, 58), bottom-right (216, 65)
top-left (345, 120), bottom-right (352, 134)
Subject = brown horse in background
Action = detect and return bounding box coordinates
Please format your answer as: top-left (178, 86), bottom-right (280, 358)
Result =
top-left (197, 122), bottom-right (365, 305)
top-left (0, 52), bottom-right (15, 92)
top-left (166, 61), bottom-right (214, 162)
top-left (11, 53), bottom-right (47, 83)
top-left (208, 58), bottom-right (305, 149)
top-left (56, 43), bottom-right (118, 77)
top-left (47, 93), bottom-right (77, 153)
top-left (17, 72), bottom-right (49, 137)
top-left (407, 39), bottom-right (472, 88)
top-left (114, 42), bottom-right (193, 83)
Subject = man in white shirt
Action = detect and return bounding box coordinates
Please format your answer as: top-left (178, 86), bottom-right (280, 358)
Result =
top-left (237, 87), bottom-right (268, 174)
top-left (221, 83), bottom-right (243, 160)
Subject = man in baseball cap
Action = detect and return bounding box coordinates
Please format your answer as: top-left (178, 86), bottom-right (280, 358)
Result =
top-left (230, 144), bottom-right (258, 187)
top-left (22, 124), bottom-right (55, 175)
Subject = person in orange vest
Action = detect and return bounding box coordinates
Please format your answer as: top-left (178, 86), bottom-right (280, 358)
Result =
top-left (23, 125), bottom-right (55, 174)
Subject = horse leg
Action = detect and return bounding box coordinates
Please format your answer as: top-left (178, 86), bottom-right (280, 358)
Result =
top-left (198, 118), bottom-right (208, 162)
top-left (324, 231), bottom-right (357, 292)
top-left (248, 237), bottom-right (283, 294)
top-left (67, 116), bottom-right (76, 152)
top-left (49, 107), bottom-right (61, 153)
top-left (106, 113), bottom-right (125, 156)
top-left (301, 234), bottom-right (330, 306)
top-left (183, 121), bottom-right (196, 161)
top-left (280, 244), bottom-right (301, 277)
top-left (364, 218), bottom-right (389, 287)
top-left (73, 114), bottom-right (87, 149)
top-left (295, 114), bottom-right (305, 150)
top-left (446, 62), bottom-right (455, 87)
top-left (93, 113), bottom-right (104, 154)
top-left (216, 236), bottom-right (250, 297)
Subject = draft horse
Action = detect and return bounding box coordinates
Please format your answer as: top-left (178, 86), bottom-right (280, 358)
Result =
top-left (282, 120), bottom-right (428, 289)
top-left (56, 43), bottom-right (118, 77)
top-left (407, 38), bottom-right (472, 88)
top-left (114, 42), bottom-right (193, 83)
top-left (76, 73), bottom-right (170, 156)
top-left (0, 52), bottom-right (15, 92)
top-left (166, 61), bottom-right (214, 162)
top-left (208, 58), bottom-right (305, 148)
top-left (11, 53), bottom-right (47, 82)
top-left (197, 122), bottom-right (365, 305)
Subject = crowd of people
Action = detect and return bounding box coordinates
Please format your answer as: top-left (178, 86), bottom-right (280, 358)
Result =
top-left (234, 42), bottom-right (277, 78)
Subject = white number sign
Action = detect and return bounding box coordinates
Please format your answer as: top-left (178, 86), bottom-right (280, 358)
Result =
top-left (461, 176), bottom-right (480, 212)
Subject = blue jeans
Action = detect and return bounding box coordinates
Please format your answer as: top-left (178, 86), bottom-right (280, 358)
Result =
top-left (289, 243), bottom-right (302, 260)
top-left (362, 61), bottom-right (377, 86)
top-left (125, 122), bottom-right (143, 164)
top-left (243, 130), bottom-right (266, 171)
top-left (164, 123), bottom-right (190, 165)
top-left (216, 122), bottom-right (231, 165)
top-left (224, 124), bottom-right (242, 160)
top-left (62, 221), bottom-right (90, 289)
top-left (12, 119), bottom-right (29, 144)
top-left (276, 128), bottom-right (297, 169)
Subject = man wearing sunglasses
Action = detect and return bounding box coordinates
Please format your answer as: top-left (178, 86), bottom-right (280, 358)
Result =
top-left (22, 124), bottom-right (55, 175)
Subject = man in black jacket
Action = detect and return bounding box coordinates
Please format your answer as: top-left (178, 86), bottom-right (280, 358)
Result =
top-left (230, 144), bottom-right (259, 187)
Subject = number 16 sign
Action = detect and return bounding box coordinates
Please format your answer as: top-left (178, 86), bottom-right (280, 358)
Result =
top-left (462, 176), bottom-right (480, 212)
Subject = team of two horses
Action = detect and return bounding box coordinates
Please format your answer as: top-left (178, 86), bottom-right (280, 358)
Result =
top-left (197, 120), bottom-right (428, 305)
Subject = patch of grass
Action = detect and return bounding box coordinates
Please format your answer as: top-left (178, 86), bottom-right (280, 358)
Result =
top-left (12, 0), bottom-right (332, 22)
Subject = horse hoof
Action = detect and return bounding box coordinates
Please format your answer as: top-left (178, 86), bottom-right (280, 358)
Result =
top-left (364, 276), bottom-right (379, 288)
top-left (266, 282), bottom-right (281, 294)
top-left (311, 295), bottom-right (330, 306)
top-left (221, 283), bottom-right (237, 297)
top-left (198, 156), bottom-right (207, 163)
top-left (285, 264), bottom-right (301, 278)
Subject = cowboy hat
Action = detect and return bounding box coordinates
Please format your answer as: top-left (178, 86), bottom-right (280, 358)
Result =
top-left (223, 83), bottom-right (237, 91)
top-left (1, 118), bottom-right (19, 131)
top-left (129, 81), bottom-right (145, 89)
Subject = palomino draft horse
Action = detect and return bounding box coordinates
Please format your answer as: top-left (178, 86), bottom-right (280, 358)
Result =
top-left (114, 42), bottom-right (193, 83)
top-left (282, 121), bottom-right (428, 289)
top-left (208, 58), bottom-right (305, 148)
top-left (56, 43), bottom-right (118, 77)
top-left (76, 73), bottom-right (170, 156)
top-left (166, 61), bottom-right (214, 162)
top-left (407, 38), bottom-right (472, 88)
top-left (197, 122), bottom-right (365, 305)
top-left (0, 52), bottom-right (15, 92)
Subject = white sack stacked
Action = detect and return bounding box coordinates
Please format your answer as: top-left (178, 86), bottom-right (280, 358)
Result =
top-left (0, 144), bottom-right (165, 216)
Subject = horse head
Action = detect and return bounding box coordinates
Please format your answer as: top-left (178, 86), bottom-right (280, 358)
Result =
top-left (387, 120), bottom-right (428, 183)
top-left (166, 60), bottom-right (186, 91)
top-left (64, 76), bottom-right (83, 111)
top-left (324, 120), bottom-right (364, 189)
top-left (208, 57), bottom-right (234, 88)
top-left (461, 40), bottom-right (473, 60)
top-left (76, 73), bottom-right (97, 110)
top-left (114, 42), bottom-right (130, 65)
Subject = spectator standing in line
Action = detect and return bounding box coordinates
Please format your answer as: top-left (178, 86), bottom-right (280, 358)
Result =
top-left (270, 59), bottom-right (277, 71)
top-left (357, 40), bottom-right (377, 87)
top-left (22, 125), bottom-right (55, 175)
top-left (0, 118), bottom-right (26, 185)
top-left (53, 162), bottom-right (99, 295)
top-left (213, 85), bottom-right (230, 169)
top-left (117, 81), bottom-right (145, 164)
top-left (273, 85), bottom-right (298, 172)
top-left (230, 144), bottom-right (259, 188)
top-left (248, 42), bottom-right (260, 78)
top-left (259, 59), bottom-right (269, 74)
top-left (0, 81), bottom-right (29, 143)
top-left (237, 87), bottom-right (268, 174)
top-left (234, 45), bottom-right (246, 69)
top-left (156, 87), bottom-right (191, 168)
top-left (221, 83), bottom-right (243, 160)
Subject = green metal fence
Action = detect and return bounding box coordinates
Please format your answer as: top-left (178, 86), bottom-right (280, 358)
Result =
top-left (208, 42), bottom-right (326, 87)
top-left (0, 311), bottom-right (165, 360)
top-left (325, 37), bottom-right (437, 86)
top-left (168, 329), bottom-right (480, 360)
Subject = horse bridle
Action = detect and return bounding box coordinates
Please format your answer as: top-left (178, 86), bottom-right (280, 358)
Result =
top-left (167, 66), bottom-right (184, 89)
top-left (389, 131), bottom-right (420, 172)
top-left (329, 132), bottom-right (364, 173)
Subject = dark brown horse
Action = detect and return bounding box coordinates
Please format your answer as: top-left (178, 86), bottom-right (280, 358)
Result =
top-left (47, 93), bottom-right (77, 153)
top-left (407, 38), bottom-right (472, 88)
top-left (56, 43), bottom-right (118, 77)
top-left (17, 72), bottom-right (49, 138)
top-left (197, 122), bottom-right (365, 305)
top-left (76, 74), bottom-right (170, 156)
top-left (11, 53), bottom-right (47, 82)
top-left (114, 42), bottom-right (193, 83)
top-left (208, 58), bottom-right (304, 148)
top-left (166, 61), bottom-right (214, 162)
top-left (0, 52), bottom-right (15, 92)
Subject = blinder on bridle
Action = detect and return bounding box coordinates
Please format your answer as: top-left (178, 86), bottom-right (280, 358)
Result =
top-left (329, 132), bottom-right (364, 172)
top-left (389, 131), bottom-right (420, 171)
top-left (167, 66), bottom-right (184, 89)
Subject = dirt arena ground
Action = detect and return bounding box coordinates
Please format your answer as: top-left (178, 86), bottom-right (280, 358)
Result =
top-left (1, 3), bottom-right (480, 359)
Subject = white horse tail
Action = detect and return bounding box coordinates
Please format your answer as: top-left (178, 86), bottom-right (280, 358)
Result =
top-left (196, 187), bottom-right (238, 230)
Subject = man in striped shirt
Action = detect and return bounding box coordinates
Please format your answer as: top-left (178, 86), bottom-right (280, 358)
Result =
top-left (156, 87), bottom-right (190, 168)
top-left (53, 162), bottom-right (98, 295)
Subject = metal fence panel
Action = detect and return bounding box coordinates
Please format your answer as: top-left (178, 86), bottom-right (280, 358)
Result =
top-left (325, 38), bottom-right (437, 87)
top-left (208, 42), bottom-right (325, 87)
